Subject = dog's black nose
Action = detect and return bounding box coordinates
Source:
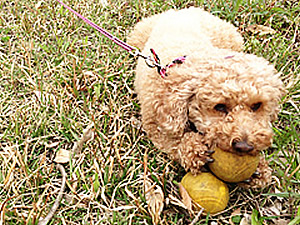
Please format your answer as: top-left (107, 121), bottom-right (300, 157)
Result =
top-left (232, 141), bottom-right (254, 153)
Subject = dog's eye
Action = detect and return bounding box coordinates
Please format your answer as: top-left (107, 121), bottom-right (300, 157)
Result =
top-left (214, 104), bottom-right (228, 113)
top-left (251, 102), bottom-right (262, 112)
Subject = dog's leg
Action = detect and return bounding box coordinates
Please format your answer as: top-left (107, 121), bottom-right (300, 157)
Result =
top-left (239, 157), bottom-right (272, 188)
top-left (176, 132), bottom-right (214, 174)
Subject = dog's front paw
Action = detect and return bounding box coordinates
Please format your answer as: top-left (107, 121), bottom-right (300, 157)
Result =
top-left (239, 157), bottom-right (272, 188)
top-left (179, 133), bottom-right (214, 174)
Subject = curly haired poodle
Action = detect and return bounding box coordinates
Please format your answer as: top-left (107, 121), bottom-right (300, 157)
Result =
top-left (128, 8), bottom-right (285, 187)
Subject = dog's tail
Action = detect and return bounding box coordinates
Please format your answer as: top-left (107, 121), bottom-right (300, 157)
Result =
top-left (127, 13), bottom-right (161, 50)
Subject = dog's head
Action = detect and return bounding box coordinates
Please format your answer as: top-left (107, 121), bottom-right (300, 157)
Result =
top-left (157, 52), bottom-right (285, 155)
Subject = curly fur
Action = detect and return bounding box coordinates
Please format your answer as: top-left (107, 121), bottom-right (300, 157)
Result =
top-left (128, 8), bottom-right (285, 187)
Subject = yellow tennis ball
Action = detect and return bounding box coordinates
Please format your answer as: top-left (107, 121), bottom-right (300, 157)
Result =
top-left (181, 172), bottom-right (229, 214)
top-left (209, 147), bottom-right (260, 183)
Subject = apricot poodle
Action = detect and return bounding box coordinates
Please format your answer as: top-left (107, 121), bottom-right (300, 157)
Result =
top-left (128, 8), bottom-right (285, 187)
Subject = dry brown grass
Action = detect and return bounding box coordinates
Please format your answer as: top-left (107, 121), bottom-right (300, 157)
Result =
top-left (0, 0), bottom-right (299, 224)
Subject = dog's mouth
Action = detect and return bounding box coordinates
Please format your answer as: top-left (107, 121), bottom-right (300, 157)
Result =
top-left (185, 120), bottom-right (260, 156)
top-left (185, 120), bottom-right (206, 136)
top-left (185, 120), bottom-right (202, 134)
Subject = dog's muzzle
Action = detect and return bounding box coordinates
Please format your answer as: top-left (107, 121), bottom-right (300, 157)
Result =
top-left (232, 141), bottom-right (254, 153)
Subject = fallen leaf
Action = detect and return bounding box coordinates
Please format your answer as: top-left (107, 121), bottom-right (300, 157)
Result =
top-left (145, 179), bottom-right (164, 225)
top-left (179, 183), bottom-right (192, 211)
top-left (168, 194), bottom-right (189, 209)
top-left (54, 149), bottom-right (70, 163)
top-left (276, 219), bottom-right (291, 225)
top-left (231, 208), bottom-right (241, 216)
top-left (263, 203), bottom-right (282, 216)
top-left (230, 208), bottom-right (242, 225)
top-left (240, 217), bottom-right (251, 225)
top-left (261, 201), bottom-right (287, 225)
top-left (240, 214), bottom-right (251, 225)
top-left (246, 25), bottom-right (276, 35)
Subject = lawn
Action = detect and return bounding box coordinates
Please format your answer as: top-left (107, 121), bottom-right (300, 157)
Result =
top-left (0, 0), bottom-right (299, 224)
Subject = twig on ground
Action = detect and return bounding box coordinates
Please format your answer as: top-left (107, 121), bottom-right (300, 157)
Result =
top-left (38, 164), bottom-right (67, 225)
top-left (189, 208), bottom-right (204, 225)
top-left (72, 124), bottom-right (94, 155)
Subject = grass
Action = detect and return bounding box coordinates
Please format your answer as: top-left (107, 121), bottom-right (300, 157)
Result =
top-left (0, 0), bottom-right (299, 224)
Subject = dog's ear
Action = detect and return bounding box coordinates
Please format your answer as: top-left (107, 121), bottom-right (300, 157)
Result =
top-left (152, 79), bottom-right (196, 137)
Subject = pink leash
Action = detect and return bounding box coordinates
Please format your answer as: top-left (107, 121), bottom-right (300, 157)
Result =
top-left (55, 0), bottom-right (186, 78)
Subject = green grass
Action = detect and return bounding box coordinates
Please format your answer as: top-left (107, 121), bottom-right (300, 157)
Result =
top-left (0, 0), bottom-right (299, 224)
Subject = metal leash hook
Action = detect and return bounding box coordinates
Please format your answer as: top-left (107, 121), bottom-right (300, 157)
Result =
top-left (134, 48), bottom-right (187, 78)
top-left (131, 49), bottom-right (161, 68)
top-left (132, 48), bottom-right (166, 77)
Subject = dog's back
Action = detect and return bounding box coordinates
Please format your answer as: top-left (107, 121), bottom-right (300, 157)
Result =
top-left (127, 7), bottom-right (244, 59)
